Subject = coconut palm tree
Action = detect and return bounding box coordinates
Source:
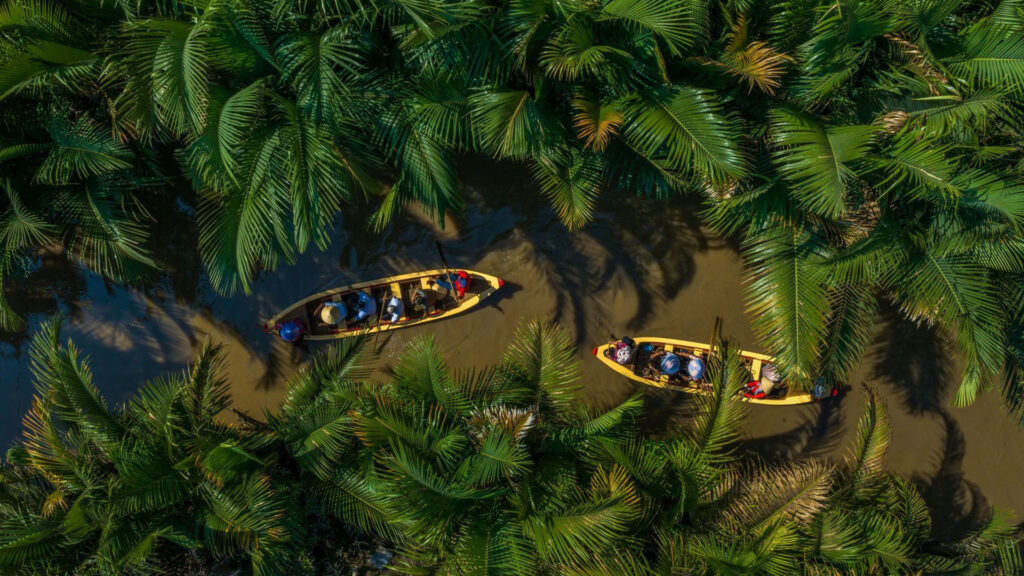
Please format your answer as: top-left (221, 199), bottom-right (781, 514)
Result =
top-left (656, 385), bottom-right (1022, 575)
top-left (271, 318), bottom-right (1022, 575)
top-left (2, 317), bottom-right (1019, 573)
top-left (269, 320), bottom-right (657, 575)
top-left (0, 317), bottom-right (296, 574)
top-left (2, 0), bottom-right (1024, 417)
top-left (700, 0), bottom-right (1024, 409)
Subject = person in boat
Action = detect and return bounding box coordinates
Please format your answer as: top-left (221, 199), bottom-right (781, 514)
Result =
top-left (348, 290), bottom-right (377, 324)
top-left (383, 294), bottom-right (404, 323)
top-left (411, 287), bottom-right (428, 313)
top-left (316, 300), bottom-right (347, 326)
top-left (649, 349), bottom-right (681, 377)
top-left (278, 319), bottom-right (305, 343)
top-left (744, 363), bottom-right (782, 398)
top-left (684, 355), bottom-right (705, 381)
top-left (649, 349), bottom-right (705, 381)
top-left (811, 377), bottom-right (839, 400)
top-left (607, 336), bottom-right (636, 365)
top-left (435, 270), bottom-right (470, 299)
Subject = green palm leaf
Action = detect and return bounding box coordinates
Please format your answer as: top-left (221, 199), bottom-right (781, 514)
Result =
top-left (540, 19), bottom-right (631, 82)
top-left (527, 465), bottom-right (641, 565)
top-left (314, 468), bottom-right (402, 541)
top-left (278, 336), bottom-right (371, 415)
top-left (744, 225), bottom-right (829, 386)
top-left (501, 319), bottom-right (581, 415)
top-left (274, 26), bottom-right (363, 124)
top-left (120, 17), bottom-right (211, 136)
top-left (531, 148), bottom-right (605, 230)
top-left (197, 127), bottom-right (294, 295)
top-left (598, 0), bottom-right (699, 56)
top-left (470, 88), bottom-right (556, 159)
top-left (817, 283), bottom-right (878, 384)
top-left (0, 180), bottom-right (54, 254)
top-left (35, 116), bottom-right (130, 185)
top-left (847, 387), bottom-right (890, 495)
top-left (946, 24), bottom-right (1024, 91)
top-left (687, 342), bottom-right (747, 457)
top-left (187, 79), bottom-right (265, 188)
top-left (770, 108), bottom-right (876, 218)
top-left (888, 252), bottom-right (1004, 405)
top-left (620, 87), bottom-right (746, 184)
top-left (725, 460), bottom-right (833, 530)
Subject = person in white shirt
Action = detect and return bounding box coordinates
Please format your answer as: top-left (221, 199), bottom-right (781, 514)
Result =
top-left (384, 294), bottom-right (404, 323)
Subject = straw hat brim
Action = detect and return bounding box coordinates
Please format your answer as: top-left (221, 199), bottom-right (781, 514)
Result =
top-left (321, 305), bottom-right (343, 324)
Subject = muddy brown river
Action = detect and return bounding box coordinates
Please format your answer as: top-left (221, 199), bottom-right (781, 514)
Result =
top-left (2, 160), bottom-right (1022, 539)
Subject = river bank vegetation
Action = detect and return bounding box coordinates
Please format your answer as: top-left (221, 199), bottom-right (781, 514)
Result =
top-left (0, 318), bottom-right (1019, 575)
top-left (2, 0), bottom-right (1024, 417)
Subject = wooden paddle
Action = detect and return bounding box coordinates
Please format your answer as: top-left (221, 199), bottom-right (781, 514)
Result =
top-left (435, 241), bottom-right (462, 305)
top-left (709, 316), bottom-right (723, 359)
top-left (372, 290), bottom-right (389, 349)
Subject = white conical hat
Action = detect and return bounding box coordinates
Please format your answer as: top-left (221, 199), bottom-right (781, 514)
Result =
top-left (321, 303), bottom-right (344, 324)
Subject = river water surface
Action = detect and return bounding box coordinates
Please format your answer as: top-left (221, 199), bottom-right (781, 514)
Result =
top-left (2, 160), bottom-right (1022, 540)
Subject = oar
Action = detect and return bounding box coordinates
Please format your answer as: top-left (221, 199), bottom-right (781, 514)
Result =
top-left (435, 241), bottom-right (462, 305)
top-left (709, 316), bottom-right (722, 358)
top-left (372, 290), bottom-right (389, 349)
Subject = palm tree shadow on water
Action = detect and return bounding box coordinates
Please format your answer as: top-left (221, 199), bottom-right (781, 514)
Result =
top-left (868, 304), bottom-right (1001, 541)
top-left (913, 410), bottom-right (995, 542)
top-left (2, 157), bottom-right (737, 436)
top-left (737, 396), bottom-right (847, 462)
top-left (457, 156), bottom-right (722, 348)
top-left (870, 301), bottom-right (951, 415)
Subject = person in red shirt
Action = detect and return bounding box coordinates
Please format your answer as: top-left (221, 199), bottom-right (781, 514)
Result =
top-left (436, 270), bottom-right (471, 298)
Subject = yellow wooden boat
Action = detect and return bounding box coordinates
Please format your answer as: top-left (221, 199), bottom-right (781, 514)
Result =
top-left (263, 269), bottom-right (503, 341)
top-left (593, 337), bottom-right (834, 406)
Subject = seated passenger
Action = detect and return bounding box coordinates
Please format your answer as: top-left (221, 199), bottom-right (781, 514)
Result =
top-left (411, 287), bottom-right (428, 313)
top-left (383, 295), bottom-right (404, 323)
top-left (317, 300), bottom-right (347, 326)
top-left (435, 270), bottom-right (471, 299)
top-left (685, 356), bottom-right (705, 381)
top-left (350, 290), bottom-right (377, 323)
top-left (278, 320), bottom-right (304, 343)
top-left (657, 352), bottom-right (681, 377)
top-left (744, 363), bottom-right (782, 398)
top-left (608, 336), bottom-right (636, 365)
top-left (811, 377), bottom-right (838, 400)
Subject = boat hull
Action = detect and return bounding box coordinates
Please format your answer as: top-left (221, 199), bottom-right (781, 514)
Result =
top-left (264, 269), bottom-right (502, 341)
top-left (593, 337), bottom-right (825, 406)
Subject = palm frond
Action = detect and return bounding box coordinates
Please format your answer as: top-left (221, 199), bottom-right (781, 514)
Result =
top-left (620, 87), bottom-right (746, 184)
top-left (35, 116), bottom-right (130, 185)
top-left (725, 460), bottom-right (833, 530)
top-left (744, 225), bottom-right (829, 387)
top-left (770, 108), bottom-right (876, 218)
top-left (531, 147), bottom-right (604, 230)
top-left (501, 319), bottom-right (581, 416)
top-left (846, 386), bottom-right (890, 495)
top-left (688, 341), bottom-right (747, 458)
top-left (572, 95), bottom-right (622, 152)
top-left (120, 17), bottom-right (211, 136)
top-left (597, 0), bottom-right (699, 56)
top-left (469, 88), bottom-right (555, 159)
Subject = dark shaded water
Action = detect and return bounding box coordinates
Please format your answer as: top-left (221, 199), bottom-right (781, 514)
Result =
top-left (2, 159), bottom-right (1022, 539)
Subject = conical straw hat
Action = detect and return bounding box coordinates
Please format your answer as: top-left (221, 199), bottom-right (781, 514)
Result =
top-left (321, 303), bottom-right (343, 324)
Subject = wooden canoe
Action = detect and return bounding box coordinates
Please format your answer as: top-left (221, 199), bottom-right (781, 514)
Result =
top-left (263, 269), bottom-right (503, 341)
top-left (593, 337), bottom-right (831, 406)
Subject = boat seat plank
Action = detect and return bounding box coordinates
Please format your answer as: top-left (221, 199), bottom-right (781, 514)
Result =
top-left (750, 359), bottom-right (762, 380)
